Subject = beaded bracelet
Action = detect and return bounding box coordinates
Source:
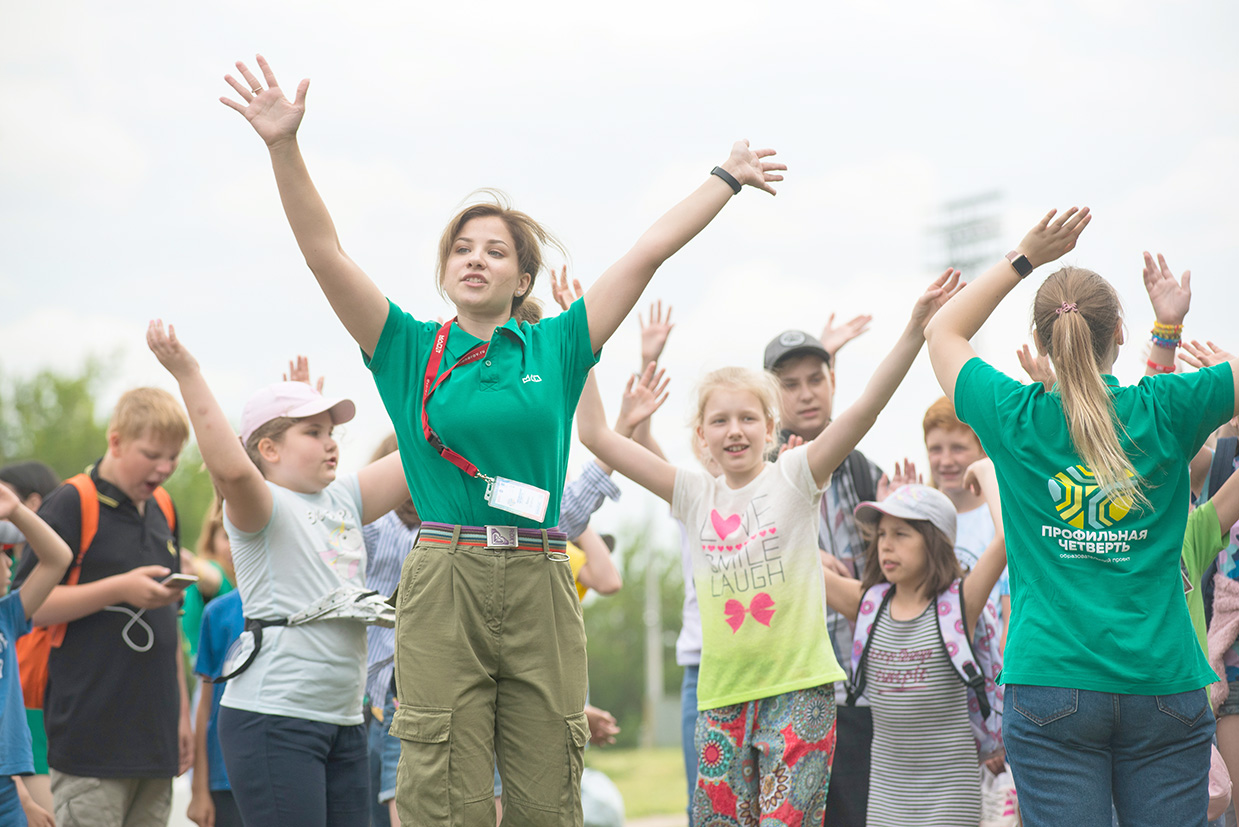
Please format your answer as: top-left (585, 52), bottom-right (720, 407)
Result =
top-left (1150, 333), bottom-right (1180, 349)
top-left (1146, 359), bottom-right (1175, 374)
top-left (1152, 320), bottom-right (1184, 338)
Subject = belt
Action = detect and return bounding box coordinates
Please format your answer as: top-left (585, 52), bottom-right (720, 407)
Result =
top-left (419, 521), bottom-right (567, 552)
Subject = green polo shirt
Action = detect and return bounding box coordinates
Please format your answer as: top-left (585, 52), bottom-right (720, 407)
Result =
top-left (955, 357), bottom-right (1234, 694)
top-left (364, 296), bottom-right (598, 529)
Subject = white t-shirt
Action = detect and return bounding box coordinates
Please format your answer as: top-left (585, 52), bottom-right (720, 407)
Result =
top-left (222, 475), bottom-right (368, 726)
top-left (673, 448), bottom-right (845, 710)
top-left (675, 519), bottom-right (702, 667)
top-left (954, 503), bottom-right (1007, 621)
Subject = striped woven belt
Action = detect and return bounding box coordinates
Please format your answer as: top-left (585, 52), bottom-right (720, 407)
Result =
top-left (419, 521), bottom-right (567, 552)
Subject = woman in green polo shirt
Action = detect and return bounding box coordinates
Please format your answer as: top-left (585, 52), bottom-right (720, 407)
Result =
top-left (221, 54), bottom-right (784, 826)
top-left (922, 207), bottom-right (1239, 826)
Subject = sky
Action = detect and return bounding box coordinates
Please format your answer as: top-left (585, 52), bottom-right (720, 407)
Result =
top-left (2, 0), bottom-right (1236, 547)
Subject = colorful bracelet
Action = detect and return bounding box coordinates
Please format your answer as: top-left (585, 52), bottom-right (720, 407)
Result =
top-left (1152, 320), bottom-right (1184, 338)
top-left (1146, 359), bottom-right (1175, 374)
top-left (1150, 333), bottom-right (1180, 349)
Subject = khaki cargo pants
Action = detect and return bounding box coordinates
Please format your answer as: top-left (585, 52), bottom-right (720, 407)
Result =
top-left (390, 527), bottom-right (588, 826)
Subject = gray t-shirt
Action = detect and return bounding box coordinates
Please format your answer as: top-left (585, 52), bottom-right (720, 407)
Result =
top-left (222, 475), bottom-right (367, 726)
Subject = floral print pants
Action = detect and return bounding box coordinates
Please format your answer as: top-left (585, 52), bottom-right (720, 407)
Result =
top-left (693, 683), bottom-right (837, 827)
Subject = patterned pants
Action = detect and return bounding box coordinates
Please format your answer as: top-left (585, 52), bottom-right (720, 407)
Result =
top-left (694, 683), bottom-right (837, 827)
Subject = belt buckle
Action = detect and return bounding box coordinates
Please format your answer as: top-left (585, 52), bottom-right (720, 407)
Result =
top-left (485, 525), bottom-right (518, 550)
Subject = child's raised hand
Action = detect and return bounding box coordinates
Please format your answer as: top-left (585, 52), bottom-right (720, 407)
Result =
top-left (147, 320), bottom-right (200, 379)
top-left (777, 433), bottom-right (805, 458)
top-left (963, 457), bottom-right (997, 498)
top-left (220, 55), bottom-right (309, 149)
top-left (877, 458), bottom-right (922, 500)
top-left (909, 269), bottom-right (964, 332)
top-left (1016, 207), bottom-right (1091, 269)
top-left (1141, 252), bottom-right (1191, 327)
top-left (551, 265), bottom-right (584, 313)
top-left (718, 140), bottom-right (785, 196)
top-left (819, 313), bottom-right (873, 359)
top-left (639, 300), bottom-right (675, 367)
top-left (1016, 344), bottom-right (1056, 392)
top-left (283, 355), bottom-right (326, 392)
top-left (617, 362), bottom-right (670, 434)
top-left (0, 482), bottom-right (20, 521)
top-left (1180, 339), bottom-right (1235, 370)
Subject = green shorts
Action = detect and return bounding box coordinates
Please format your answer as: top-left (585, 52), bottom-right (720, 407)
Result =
top-left (26, 708), bottom-right (48, 774)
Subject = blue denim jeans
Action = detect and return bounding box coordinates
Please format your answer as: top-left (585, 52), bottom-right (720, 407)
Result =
top-left (1005, 684), bottom-right (1215, 827)
top-left (680, 665), bottom-right (699, 826)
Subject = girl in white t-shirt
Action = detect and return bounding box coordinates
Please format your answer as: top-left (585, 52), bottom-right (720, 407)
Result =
top-left (148, 323), bottom-right (410, 827)
top-left (577, 271), bottom-right (960, 824)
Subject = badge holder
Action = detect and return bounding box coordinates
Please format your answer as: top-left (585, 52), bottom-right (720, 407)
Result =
top-left (482, 474), bottom-right (550, 523)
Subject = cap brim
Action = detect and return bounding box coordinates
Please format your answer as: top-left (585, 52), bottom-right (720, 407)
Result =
top-left (768, 344), bottom-right (831, 371)
top-left (285, 396), bottom-right (356, 427)
top-left (853, 499), bottom-right (926, 527)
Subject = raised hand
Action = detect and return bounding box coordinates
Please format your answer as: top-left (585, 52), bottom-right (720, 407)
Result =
top-left (639, 300), bottom-right (675, 366)
top-left (718, 140), bottom-right (786, 196)
top-left (0, 481), bottom-right (20, 520)
top-left (147, 320), bottom-right (200, 379)
top-left (283, 355), bottom-right (326, 392)
top-left (551, 265), bottom-right (584, 313)
top-left (963, 457), bottom-right (998, 499)
top-left (1016, 344), bottom-right (1056, 392)
top-left (909, 269), bottom-right (964, 332)
top-left (1181, 340), bottom-right (1235, 370)
top-left (1141, 252), bottom-right (1191, 326)
top-left (220, 54), bottom-right (309, 148)
top-left (617, 362), bottom-right (670, 434)
top-left (876, 458), bottom-right (922, 500)
top-left (819, 313), bottom-right (873, 359)
top-left (778, 433), bottom-right (805, 458)
top-left (1016, 207), bottom-right (1091, 269)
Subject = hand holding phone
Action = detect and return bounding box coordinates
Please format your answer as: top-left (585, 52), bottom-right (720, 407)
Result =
top-left (160, 572), bottom-right (199, 591)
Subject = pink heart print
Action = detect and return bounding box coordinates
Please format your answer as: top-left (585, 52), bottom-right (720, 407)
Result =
top-left (710, 509), bottom-right (742, 541)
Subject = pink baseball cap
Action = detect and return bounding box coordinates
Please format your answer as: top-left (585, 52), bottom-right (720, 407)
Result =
top-left (239, 382), bottom-right (356, 446)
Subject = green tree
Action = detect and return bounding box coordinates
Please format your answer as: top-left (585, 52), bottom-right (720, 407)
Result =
top-left (584, 520), bottom-right (685, 748)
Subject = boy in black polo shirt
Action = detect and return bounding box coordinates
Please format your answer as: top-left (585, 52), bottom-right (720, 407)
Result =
top-left (14, 388), bottom-right (192, 827)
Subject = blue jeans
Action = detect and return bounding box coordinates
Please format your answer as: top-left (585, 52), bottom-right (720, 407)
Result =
top-left (1005, 685), bottom-right (1215, 827)
top-left (681, 665), bottom-right (698, 825)
top-left (219, 707), bottom-right (369, 827)
top-left (367, 689), bottom-right (399, 827)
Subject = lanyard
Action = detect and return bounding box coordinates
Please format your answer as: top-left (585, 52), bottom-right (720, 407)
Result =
top-left (421, 319), bottom-right (490, 478)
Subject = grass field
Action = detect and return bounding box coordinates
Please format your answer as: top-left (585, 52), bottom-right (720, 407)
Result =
top-left (584, 746), bottom-right (687, 820)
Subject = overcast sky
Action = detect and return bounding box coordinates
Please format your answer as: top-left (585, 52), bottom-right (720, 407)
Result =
top-left (3, 0), bottom-right (1236, 545)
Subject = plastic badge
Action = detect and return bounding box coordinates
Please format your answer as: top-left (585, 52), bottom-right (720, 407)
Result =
top-left (487, 476), bottom-right (550, 522)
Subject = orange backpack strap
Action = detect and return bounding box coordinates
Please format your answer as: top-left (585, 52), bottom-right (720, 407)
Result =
top-left (152, 487), bottom-right (176, 533)
top-left (63, 474), bottom-right (99, 579)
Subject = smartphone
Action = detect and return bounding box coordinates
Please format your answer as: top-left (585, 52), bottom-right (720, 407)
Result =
top-left (160, 572), bottom-right (199, 591)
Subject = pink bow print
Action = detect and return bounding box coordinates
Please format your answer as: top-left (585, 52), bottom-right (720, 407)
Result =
top-left (724, 592), bottom-right (775, 633)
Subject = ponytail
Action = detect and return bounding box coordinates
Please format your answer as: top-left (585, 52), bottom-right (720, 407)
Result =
top-left (1033, 268), bottom-right (1148, 510)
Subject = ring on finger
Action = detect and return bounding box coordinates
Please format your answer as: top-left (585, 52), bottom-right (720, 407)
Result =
top-left (251, 87), bottom-right (263, 95)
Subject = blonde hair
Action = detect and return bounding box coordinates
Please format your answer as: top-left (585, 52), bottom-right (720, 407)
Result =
top-left (693, 367), bottom-right (781, 437)
top-left (1032, 267), bottom-right (1147, 508)
top-left (108, 387), bottom-right (190, 447)
top-left (243, 416), bottom-right (298, 474)
top-left (195, 495), bottom-right (226, 559)
top-left (435, 191), bottom-right (565, 315)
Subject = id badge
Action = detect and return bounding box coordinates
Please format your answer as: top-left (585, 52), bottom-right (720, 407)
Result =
top-left (486, 476), bottom-right (550, 522)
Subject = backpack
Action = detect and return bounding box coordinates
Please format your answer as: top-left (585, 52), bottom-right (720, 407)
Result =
top-left (1202, 436), bottom-right (1239, 629)
top-left (847, 578), bottom-right (1005, 758)
top-left (15, 473), bottom-right (176, 709)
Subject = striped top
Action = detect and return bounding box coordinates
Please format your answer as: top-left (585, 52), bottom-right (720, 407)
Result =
top-left (865, 599), bottom-right (980, 827)
top-left (363, 511), bottom-right (419, 704)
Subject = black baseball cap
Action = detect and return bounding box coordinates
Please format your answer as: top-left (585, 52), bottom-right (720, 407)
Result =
top-left (763, 330), bottom-right (831, 371)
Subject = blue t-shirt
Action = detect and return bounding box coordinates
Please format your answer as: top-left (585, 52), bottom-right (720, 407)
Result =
top-left (0, 591), bottom-right (33, 775)
top-left (195, 590), bottom-right (244, 791)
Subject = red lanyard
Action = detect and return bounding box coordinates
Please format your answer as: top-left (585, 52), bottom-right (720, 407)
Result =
top-left (421, 319), bottom-right (488, 477)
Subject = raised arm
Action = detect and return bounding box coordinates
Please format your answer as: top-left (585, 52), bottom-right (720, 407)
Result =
top-left (147, 321), bottom-right (273, 532)
top-left (576, 371), bottom-right (677, 503)
top-left (960, 458), bottom-right (1007, 635)
top-left (1141, 252), bottom-right (1190, 377)
top-left (583, 141), bottom-right (784, 352)
top-left (358, 452), bottom-right (412, 525)
top-left (820, 560), bottom-right (864, 622)
top-left (221, 55), bottom-right (388, 356)
top-left (805, 270), bottom-right (963, 488)
top-left (1181, 340), bottom-right (1239, 418)
top-left (0, 486), bottom-right (71, 620)
top-left (923, 208), bottom-right (1092, 399)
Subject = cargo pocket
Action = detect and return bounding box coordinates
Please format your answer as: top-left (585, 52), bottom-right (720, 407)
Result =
top-left (390, 706), bottom-right (453, 823)
top-left (563, 711), bottom-right (590, 814)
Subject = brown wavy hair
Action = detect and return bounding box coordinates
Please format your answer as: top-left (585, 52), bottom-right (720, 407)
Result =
top-left (858, 517), bottom-right (961, 597)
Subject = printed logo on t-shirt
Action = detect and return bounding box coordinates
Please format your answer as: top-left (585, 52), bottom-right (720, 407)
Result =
top-left (308, 507), bottom-right (365, 583)
top-left (1043, 465), bottom-right (1144, 562)
top-left (696, 497), bottom-right (785, 607)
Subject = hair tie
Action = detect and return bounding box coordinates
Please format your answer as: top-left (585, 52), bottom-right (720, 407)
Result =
top-left (1055, 302), bottom-right (1078, 316)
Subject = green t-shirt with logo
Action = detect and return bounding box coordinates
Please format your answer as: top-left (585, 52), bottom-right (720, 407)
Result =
top-left (955, 357), bottom-right (1234, 694)
top-left (364, 296), bottom-right (598, 529)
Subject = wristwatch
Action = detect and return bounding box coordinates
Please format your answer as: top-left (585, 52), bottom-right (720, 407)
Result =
top-left (1005, 251), bottom-right (1033, 279)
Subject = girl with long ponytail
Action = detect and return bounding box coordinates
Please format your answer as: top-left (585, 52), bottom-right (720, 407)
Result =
top-left (923, 208), bottom-right (1239, 826)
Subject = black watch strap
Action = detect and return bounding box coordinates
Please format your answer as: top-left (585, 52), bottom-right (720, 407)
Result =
top-left (1006, 251), bottom-right (1034, 278)
top-left (711, 166), bottom-right (742, 195)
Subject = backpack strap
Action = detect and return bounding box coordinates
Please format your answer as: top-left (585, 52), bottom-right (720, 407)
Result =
top-left (152, 487), bottom-right (177, 533)
top-left (46, 474), bottom-right (100, 648)
top-left (934, 579), bottom-right (991, 720)
top-left (846, 582), bottom-right (893, 706)
top-left (846, 450), bottom-right (877, 506)
top-left (1207, 437), bottom-right (1239, 502)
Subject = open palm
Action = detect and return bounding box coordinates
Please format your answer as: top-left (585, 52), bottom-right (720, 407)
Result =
top-left (221, 55), bottom-right (309, 148)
